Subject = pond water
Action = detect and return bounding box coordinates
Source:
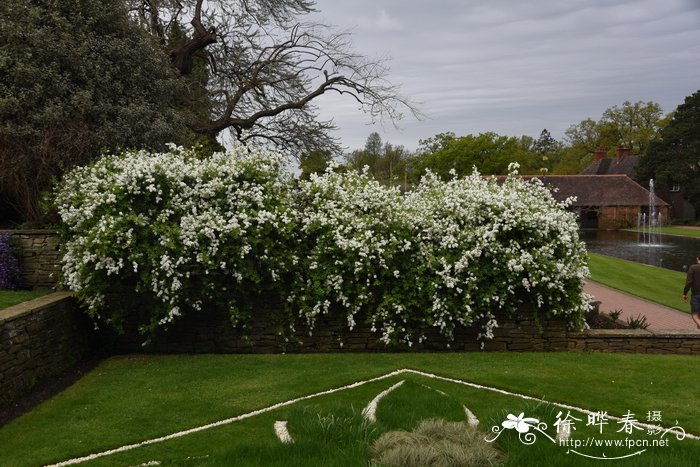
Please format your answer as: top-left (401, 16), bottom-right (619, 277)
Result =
top-left (580, 230), bottom-right (700, 273)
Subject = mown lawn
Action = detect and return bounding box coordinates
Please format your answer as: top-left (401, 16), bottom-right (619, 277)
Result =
top-left (0, 289), bottom-right (50, 310)
top-left (588, 253), bottom-right (687, 312)
top-left (626, 226), bottom-right (700, 238)
top-left (1, 353), bottom-right (698, 466)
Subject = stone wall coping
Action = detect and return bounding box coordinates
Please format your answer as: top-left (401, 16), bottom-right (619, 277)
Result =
top-left (0, 291), bottom-right (74, 324)
top-left (573, 328), bottom-right (700, 339)
top-left (0, 229), bottom-right (59, 235)
top-left (645, 329), bottom-right (700, 338)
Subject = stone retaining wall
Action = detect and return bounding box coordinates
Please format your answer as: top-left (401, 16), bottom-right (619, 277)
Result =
top-left (0, 293), bottom-right (92, 405)
top-left (3, 296), bottom-right (698, 406)
top-left (0, 230), bottom-right (61, 289)
top-left (569, 329), bottom-right (700, 353)
top-left (106, 298), bottom-right (572, 353)
top-left (108, 301), bottom-right (700, 355)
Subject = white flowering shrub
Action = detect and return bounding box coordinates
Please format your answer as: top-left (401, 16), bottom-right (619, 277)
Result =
top-left (402, 168), bottom-right (590, 342)
top-left (57, 147), bottom-right (590, 344)
top-left (56, 145), bottom-right (296, 334)
top-left (289, 165), bottom-right (590, 345)
top-left (289, 167), bottom-right (415, 342)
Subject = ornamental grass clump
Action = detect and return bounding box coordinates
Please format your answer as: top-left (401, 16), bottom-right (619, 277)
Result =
top-left (55, 144), bottom-right (296, 334)
top-left (370, 419), bottom-right (505, 467)
top-left (0, 233), bottom-right (22, 289)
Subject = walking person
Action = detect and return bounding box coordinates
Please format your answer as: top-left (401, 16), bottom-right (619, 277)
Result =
top-left (682, 255), bottom-right (700, 329)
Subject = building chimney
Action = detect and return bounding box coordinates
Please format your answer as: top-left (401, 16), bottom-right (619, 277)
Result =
top-left (594, 148), bottom-right (607, 161)
top-left (616, 147), bottom-right (630, 162)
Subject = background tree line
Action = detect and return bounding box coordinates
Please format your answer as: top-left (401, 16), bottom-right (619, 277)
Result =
top-left (316, 96), bottom-right (697, 203)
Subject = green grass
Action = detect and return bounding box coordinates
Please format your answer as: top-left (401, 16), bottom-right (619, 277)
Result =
top-left (0, 289), bottom-right (50, 310)
top-left (626, 226), bottom-right (700, 238)
top-left (588, 253), bottom-right (688, 312)
top-left (1, 353), bottom-right (698, 466)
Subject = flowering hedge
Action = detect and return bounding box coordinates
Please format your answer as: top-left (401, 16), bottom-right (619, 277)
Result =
top-left (403, 168), bottom-right (590, 341)
top-left (56, 145), bottom-right (295, 334)
top-left (56, 146), bottom-right (590, 344)
top-left (290, 168), bottom-right (415, 343)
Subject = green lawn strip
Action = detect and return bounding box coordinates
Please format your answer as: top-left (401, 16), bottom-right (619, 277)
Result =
top-left (625, 226), bottom-right (700, 238)
top-left (588, 253), bottom-right (688, 312)
top-left (1, 353), bottom-right (698, 466)
top-left (80, 368), bottom-right (698, 467)
top-left (0, 289), bottom-right (50, 310)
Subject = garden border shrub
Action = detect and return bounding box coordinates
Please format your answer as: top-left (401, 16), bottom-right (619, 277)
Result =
top-left (56, 146), bottom-right (591, 346)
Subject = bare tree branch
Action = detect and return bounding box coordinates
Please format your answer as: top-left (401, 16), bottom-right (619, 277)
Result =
top-left (128, 0), bottom-right (421, 157)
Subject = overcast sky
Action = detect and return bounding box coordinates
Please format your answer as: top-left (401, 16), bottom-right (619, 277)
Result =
top-left (308, 0), bottom-right (700, 153)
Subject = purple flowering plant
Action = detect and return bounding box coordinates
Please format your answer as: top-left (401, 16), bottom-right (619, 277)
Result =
top-left (0, 233), bottom-right (22, 289)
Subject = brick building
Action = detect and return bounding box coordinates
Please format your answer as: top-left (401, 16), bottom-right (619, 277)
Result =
top-left (505, 175), bottom-right (669, 230)
top-left (581, 147), bottom-right (695, 220)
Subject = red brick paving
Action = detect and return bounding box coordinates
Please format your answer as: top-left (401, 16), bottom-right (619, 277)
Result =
top-left (584, 281), bottom-right (698, 330)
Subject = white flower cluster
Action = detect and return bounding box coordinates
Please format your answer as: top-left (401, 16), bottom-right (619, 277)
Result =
top-left (57, 148), bottom-right (590, 343)
top-left (402, 168), bottom-right (591, 341)
top-left (289, 164), bottom-right (590, 344)
top-left (56, 144), bottom-right (294, 333)
top-left (290, 166), bottom-right (410, 339)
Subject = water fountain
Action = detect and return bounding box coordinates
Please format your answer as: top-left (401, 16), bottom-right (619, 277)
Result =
top-left (582, 178), bottom-right (700, 272)
top-left (637, 179), bottom-right (663, 246)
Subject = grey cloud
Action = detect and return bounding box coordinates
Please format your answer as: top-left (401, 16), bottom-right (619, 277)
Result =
top-left (310, 0), bottom-right (700, 151)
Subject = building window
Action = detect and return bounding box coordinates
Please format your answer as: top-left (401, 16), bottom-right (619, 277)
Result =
top-left (670, 182), bottom-right (680, 192)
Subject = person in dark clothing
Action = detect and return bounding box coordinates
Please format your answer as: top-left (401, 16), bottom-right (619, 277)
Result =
top-left (682, 256), bottom-right (700, 329)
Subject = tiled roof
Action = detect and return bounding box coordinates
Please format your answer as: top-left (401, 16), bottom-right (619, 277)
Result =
top-left (498, 175), bottom-right (668, 207)
top-left (581, 156), bottom-right (639, 178)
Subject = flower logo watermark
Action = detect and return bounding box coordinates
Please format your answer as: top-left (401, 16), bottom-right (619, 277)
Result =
top-left (501, 413), bottom-right (540, 433)
top-left (485, 409), bottom-right (689, 461)
top-left (486, 413), bottom-right (556, 446)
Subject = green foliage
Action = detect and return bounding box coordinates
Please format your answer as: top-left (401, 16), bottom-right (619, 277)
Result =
top-left (532, 129), bottom-right (559, 155)
top-left (564, 118), bottom-right (606, 154)
top-left (637, 89), bottom-right (700, 209)
top-left (601, 101), bottom-right (665, 154)
top-left (413, 132), bottom-right (541, 178)
top-left (343, 133), bottom-right (411, 188)
top-left (0, 0), bottom-right (190, 223)
top-left (299, 149), bottom-right (334, 180)
top-left (414, 130), bottom-right (590, 176)
top-left (292, 404), bottom-right (378, 446)
top-left (564, 101), bottom-right (667, 156)
top-left (609, 309), bottom-right (623, 321)
top-left (625, 313), bottom-right (650, 329)
top-left (549, 146), bottom-right (593, 174)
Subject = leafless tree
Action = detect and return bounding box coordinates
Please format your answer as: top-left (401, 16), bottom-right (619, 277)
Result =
top-left (128, 0), bottom-right (420, 156)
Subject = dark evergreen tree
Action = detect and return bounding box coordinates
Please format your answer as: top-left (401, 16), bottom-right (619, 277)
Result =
top-left (532, 129), bottom-right (558, 155)
top-left (637, 90), bottom-right (700, 208)
top-left (0, 0), bottom-right (189, 223)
